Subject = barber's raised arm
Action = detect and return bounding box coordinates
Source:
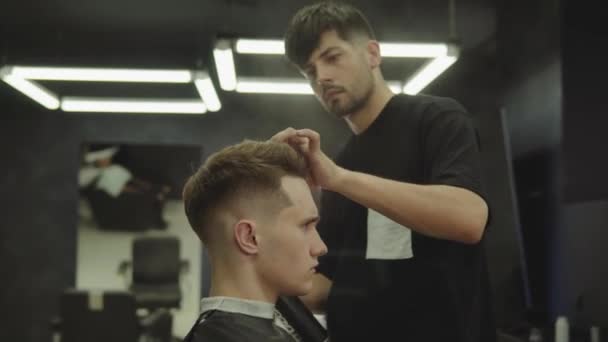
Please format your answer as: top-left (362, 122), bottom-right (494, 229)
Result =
top-left (274, 128), bottom-right (488, 244)
top-left (330, 170), bottom-right (488, 244)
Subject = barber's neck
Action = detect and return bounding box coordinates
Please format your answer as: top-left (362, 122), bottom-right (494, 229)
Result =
top-left (209, 261), bottom-right (278, 304)
top-left (344, 79), bottom-right (394, 135)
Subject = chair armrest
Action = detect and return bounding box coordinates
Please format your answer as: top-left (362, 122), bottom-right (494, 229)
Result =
top-left (138, 309), bottom-right (173, 341)
top-left (139, 308), bottom-right (170, 328)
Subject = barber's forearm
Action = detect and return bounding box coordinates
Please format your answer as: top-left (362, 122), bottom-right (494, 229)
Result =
top-left (329, 169), bottom-right (488, 244)
top-left (299, 293), bottom-right (325, 314)
top-left (299, 273), bottom-right (332, 314)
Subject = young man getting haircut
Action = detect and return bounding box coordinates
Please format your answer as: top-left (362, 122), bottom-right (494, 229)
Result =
top-left (182, 140), bottom-right (328, 342)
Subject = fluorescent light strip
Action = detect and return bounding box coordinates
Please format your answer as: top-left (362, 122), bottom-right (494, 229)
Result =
top-left (403, 56), bottom-right (458, 95)
top-left (1, 73), bottom-right (60, 109)
top-left (235, 39), bottom-right (285, 54)
top-left (233, 39), bottom-right (451, 58)
top-left (194, 72), bottom-right (221, 112)
top-left (225, 38), bottom-right (460, 96)
top-left (214, 40), bottom-right (237, 91)
top-left (61, 97), bottom-right (207, 114)
top-left (5, 66), bottom-right (193, 83)
top-left (387, 81), bottom-right (403, 94)
top-left (235, 78), bottom-right (403, 95)
top-left (379, 43), bottom-right (448, 58)
top-left (236, 78), bottom-right (313, 95)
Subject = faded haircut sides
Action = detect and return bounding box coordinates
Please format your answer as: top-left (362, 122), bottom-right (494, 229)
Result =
top-left (182, 140), bottom-right (308, 243)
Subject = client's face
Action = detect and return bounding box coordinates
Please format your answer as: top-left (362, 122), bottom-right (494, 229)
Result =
top-left (256, 176), bottom-right (327, 296)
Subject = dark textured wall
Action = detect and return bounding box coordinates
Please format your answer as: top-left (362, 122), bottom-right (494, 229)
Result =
top-left (501, 57), bottom-right (562, 321)
top-left (562, 0), bottom-right (608, 203)
top-left (555, 0), bottom-right (608, 328)
top-left (496, 0), bottom-right (561, 325)
top-left (0, 100), bottom-right (80, 342)
top-left (495, 0), bottom-right (608, 332)
top-left (558, 201), bottom-right (608, 328)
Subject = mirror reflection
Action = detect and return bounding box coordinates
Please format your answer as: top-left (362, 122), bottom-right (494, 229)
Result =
top-left (75, 142), bottom-right (203, 339)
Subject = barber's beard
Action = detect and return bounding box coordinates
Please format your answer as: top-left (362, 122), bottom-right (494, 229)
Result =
top-left (328, 75), bottom-right (375, 118)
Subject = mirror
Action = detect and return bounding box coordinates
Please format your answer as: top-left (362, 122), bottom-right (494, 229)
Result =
top-left (75, 141), bottom-right (204, 338)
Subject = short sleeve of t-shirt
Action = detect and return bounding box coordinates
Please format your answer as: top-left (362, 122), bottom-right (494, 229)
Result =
top-left (423, 107), bottom-right (484, 199)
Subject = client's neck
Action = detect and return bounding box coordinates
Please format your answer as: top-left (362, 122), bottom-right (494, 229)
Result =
top-left (209, 262), bottom-right (278, 304)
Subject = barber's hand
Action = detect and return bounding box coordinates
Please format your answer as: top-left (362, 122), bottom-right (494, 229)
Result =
top-left (293, 129), bottom-right (345, 191)
top-left (270, 127), bottom-right (345, 190)
top-left (271, 127), bottom-right (308, 160)
top-left (270, 127), bottom-right (298, 144)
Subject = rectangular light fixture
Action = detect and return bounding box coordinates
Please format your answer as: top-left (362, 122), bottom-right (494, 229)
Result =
top-left (379, 43), bottom-right (449, 58)
top-left (0, 68), bottom-right (60, 109)
top-left (4, 66), bottom-right (193, 83)
top-left (223, 38), bottom-right (459, 96)
top-left (235, 78), bottom-right (403, 96)
top-left (235, 39), bottom-right (285, 55)
top-left (232, 39), bottom-right (451, 58)
top-left (1, 65), bottom-right (219, 113)
top-left (194, 71), bottom-right (221, 112)
top-left (403, 55), bottom-right (458, 95)
top-left (236, 78), bottom-right (313, 95)
top-left (213, 40), bottom-right (237, 91)
top-left (61, 97), bottom-right (207, 114)
top-left (387, 81), bottom-right (403, 94)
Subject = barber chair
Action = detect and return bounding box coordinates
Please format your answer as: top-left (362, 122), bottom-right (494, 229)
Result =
top-left (81, 186), bottom-right (166, 231)
top-left (119, 236), bottom-right (189, 311)
top-left (276, 296), bottom-right (328, 342)
top-left (52, 289), bottom-right (172, 342)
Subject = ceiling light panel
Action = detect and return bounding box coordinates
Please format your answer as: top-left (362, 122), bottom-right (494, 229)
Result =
top-left (219, 39), bottom-right (459, 95)
top-left (0, 65), bottom-right (220, 113)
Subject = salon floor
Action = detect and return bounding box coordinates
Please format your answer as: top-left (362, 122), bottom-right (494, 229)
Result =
top-left (76, 199), bottom-right (202, 339)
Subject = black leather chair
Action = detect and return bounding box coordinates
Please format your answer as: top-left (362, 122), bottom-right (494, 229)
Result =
top-left (276, 296), bottom-right (328, 342)
top-left (119, 236), bottom-right (189, 311)
top-left (53, 289), bottom-right (172, 342)
top-left (81, 186), bottom-right (166, 232)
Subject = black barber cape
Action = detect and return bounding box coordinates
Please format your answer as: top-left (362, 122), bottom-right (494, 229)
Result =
top-left (183, 297), bottom-right (299, 342)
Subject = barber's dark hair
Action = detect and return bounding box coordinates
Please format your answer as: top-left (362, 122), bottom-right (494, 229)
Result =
top-left (284, 1), bottom-right (376, 68)
top-left (182, 140), bottom-right (308, 243)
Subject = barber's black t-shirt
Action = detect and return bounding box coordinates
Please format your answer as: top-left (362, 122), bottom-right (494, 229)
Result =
top-left (317, 94), bottom-right (495, 342)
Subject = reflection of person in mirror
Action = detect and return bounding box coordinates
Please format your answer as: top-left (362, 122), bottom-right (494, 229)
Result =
top-left (181, 140), bottom-right (327, 342)
top-left (79, 145), bottom-right (171, 229)
top-left (271, 2), bottom-right (495, 342)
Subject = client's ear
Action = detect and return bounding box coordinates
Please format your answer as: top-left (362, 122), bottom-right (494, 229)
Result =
top-left (234, 220), bottom-right (259, 255)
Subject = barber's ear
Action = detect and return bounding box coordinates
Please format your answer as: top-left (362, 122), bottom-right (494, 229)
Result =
top-left (366, 40), bottom-right (381, 69)
top-left (234, 220), bottom-right (259, 255)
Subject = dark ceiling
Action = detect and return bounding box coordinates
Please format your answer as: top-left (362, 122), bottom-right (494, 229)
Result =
top-left (0, 0), bottom-right (497, 112)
